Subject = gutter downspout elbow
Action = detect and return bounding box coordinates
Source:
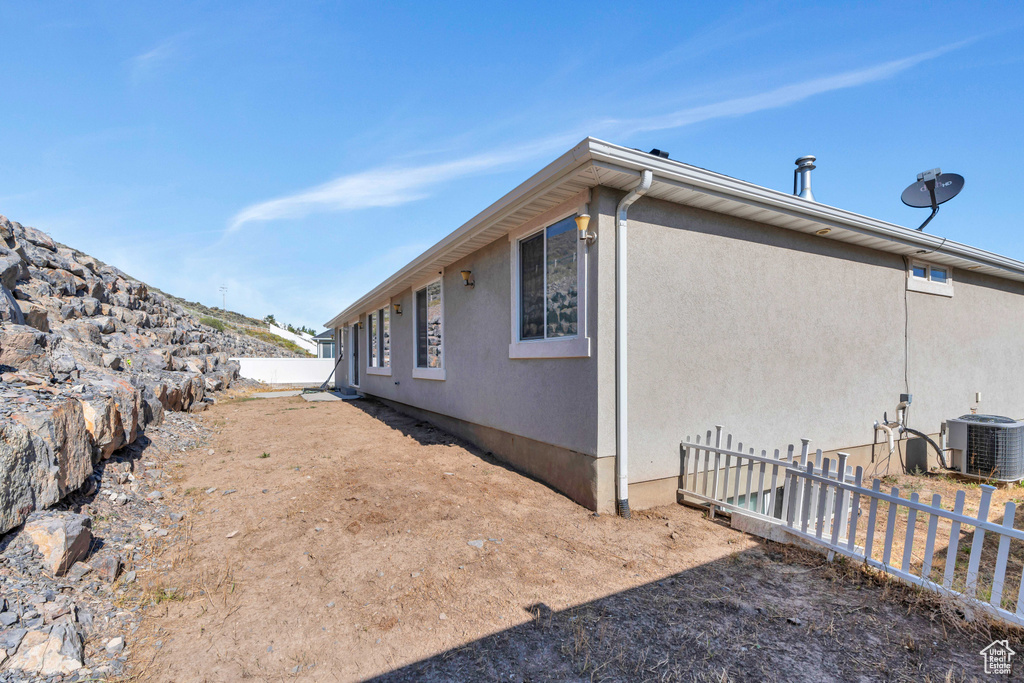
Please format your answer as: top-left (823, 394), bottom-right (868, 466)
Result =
top-left (615, 169), bottom-right (653, 519)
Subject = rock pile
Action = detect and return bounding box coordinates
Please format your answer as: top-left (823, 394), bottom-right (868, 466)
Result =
top-left (0, 214), bottom-right (284, 534)
top-left (0, 412), bottom-right (213, 679)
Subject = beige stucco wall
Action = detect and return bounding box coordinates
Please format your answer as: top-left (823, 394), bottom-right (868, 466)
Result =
top-left (344, 223), bottom-right (603, 459)
top-left (624, 195), bottom-right (1024, 486)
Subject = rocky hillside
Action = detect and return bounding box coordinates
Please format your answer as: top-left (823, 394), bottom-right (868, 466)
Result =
top-left (0, 214), bottom-right (291, 535)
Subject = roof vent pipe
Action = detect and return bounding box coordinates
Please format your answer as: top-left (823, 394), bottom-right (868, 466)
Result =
top-left (793, 155), bottom-right (816, 201)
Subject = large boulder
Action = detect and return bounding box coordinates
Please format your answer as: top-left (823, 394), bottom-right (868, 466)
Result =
top-left (23, 512), bottom-right (92, 576)
top-left (59, 319), bottom-right (102, 345)
top-left (12, 278), bottom-right (53, 302)
top-left (86, 373), bottom-right (142, 444)
top-left (13, 401), bottom-right (93, 498)
top-left (78, 395), bottom-right (125, 460)
top-left (4, 622), bottom-right (84, 676)
top-left (0, 419), bottom-right (60, 534)
top-left (0, 325), bottom-right (52, 374)
top-left (0, 286), bottom-right (24, 325)
top-left (18, 300), bottom-right (50, 332)
top-left (13, 223), bottom-right (56, 252)
top-left (0, 247), bottom-right (28, 289)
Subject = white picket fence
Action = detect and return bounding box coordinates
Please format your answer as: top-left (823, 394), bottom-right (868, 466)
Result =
top-left (679, 426), bottom-right (1024, 628)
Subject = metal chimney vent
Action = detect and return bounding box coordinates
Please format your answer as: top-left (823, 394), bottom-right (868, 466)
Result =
top-left (793, 155), bottom-right (816, 201)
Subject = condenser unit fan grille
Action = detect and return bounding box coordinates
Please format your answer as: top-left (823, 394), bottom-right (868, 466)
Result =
top-left (966, 423), bottom-right (1024, 481)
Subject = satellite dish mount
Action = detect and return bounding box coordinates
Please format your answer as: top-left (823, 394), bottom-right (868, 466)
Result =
top-left (900, 167), bottom-right (965, 232)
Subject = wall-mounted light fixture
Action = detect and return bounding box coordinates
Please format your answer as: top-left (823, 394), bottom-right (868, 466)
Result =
top-left (815, 228), bottom-right (831, 236)
top-left (393, 302), bottom-right (402, 315)
top-left (461, 270), bottom-right (475, 287)
top-left (576, 214), bottom-right (596, 244)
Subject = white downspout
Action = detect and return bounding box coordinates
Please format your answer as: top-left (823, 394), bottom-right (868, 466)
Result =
top-left (615, 169), bottom-right (653, 519)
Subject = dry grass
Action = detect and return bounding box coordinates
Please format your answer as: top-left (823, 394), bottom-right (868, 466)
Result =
top-left (842, 471), bottom-right (1024, 615)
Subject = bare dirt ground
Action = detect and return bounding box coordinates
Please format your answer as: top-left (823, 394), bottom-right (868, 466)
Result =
top-left (126, 396), bottom-right (1020, 682)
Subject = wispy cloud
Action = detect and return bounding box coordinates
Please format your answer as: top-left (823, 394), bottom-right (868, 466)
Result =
top-left (228, 42), bottom-right (967, 232)
top-left (129, 33), bottom-right (189, 83)
top-left (226, 135), bottom-right (576, 232)
top-left (611, 43), bottom-right (967, 136)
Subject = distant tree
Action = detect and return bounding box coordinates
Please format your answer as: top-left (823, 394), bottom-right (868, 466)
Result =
top-left (264, 314), bottom-right (277, 325)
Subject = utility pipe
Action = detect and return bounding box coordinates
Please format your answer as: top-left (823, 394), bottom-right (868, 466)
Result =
top-left (874, 421), bottom-right (895, 456)
top-left (615, 169), bottom-right (653, 519)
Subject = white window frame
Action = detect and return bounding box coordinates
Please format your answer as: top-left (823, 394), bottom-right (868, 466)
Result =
top-left (365, 298), bottom-right (392, 376)
top-left (347, 319), bottom-right (361, 388)
top-left (411, 274), bottom-right (445, 380)
top-left (907, 259), bottom-right (954, 297)
top-left (508, 193), bottom-right (591, 359)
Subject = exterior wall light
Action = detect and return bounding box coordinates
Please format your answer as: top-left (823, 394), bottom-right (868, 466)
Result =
top-left (393, 303), bottom-right (402, 315)
top-left (576, 214), bottom-right (596, 244)
top-left (460, 270), bottom-right (474, 287)
top-left (815, 228), bottom-right (831, 236)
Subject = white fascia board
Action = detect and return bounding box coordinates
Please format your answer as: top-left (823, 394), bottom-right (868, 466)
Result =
top-left (324, 138), bottom-right (598, 328)
top-left (327, 137), bottom-right (1024, 328)
top-left (586, 140), bottom-right (1024, 282)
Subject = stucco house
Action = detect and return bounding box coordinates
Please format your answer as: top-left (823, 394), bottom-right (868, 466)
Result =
top-left (325, 137), bottom-right (1024, 516)
top-left (314, 330), bottom-right (336, 358)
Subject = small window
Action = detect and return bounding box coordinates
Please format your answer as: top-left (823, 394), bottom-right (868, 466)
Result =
top-left (367, 308), bottom-right (390, 368)
top-left (907, 260), bottom-right (953, 297)
top-left (413, 279), bottom-right (444, 379)
top-left (368, 312), bottom-right (378, 366)
top-left (518, 216), bottom-right (578, 342)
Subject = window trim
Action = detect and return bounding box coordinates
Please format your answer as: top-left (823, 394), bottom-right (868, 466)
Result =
top-left (347, 319), bottom-right (361, 388)
top-left (507, 198), bottom-right (591, 359)
top-left (907, 259), bottom-right (954, 297)
top-left (411, 274), bottom-right (446, 380)
top-left (365, 298), bottom-right (392, 376)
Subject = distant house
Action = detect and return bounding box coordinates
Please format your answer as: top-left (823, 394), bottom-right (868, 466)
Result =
top-left (314, 330), bottom-right (336, 358)
top-left (325, 137), bottom-right (1024, 516)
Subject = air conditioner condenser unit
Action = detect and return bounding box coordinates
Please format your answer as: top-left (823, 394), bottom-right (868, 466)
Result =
top-left (946, 414), bottom-right (1024, 482)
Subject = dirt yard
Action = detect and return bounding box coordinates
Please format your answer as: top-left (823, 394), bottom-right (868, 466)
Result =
top-left (126, 395), bottom-right (1018, 681)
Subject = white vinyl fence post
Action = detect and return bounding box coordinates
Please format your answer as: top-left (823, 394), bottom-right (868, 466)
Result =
top-left (921, 493), bottom-right (942, 582)
top-left (990, 501), bottom-right (1016, 609)
top-left (965, 485), bottom-right (995, 597)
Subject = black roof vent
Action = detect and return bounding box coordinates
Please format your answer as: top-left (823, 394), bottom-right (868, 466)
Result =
top-left (648, 148), bottom-right (669, 159)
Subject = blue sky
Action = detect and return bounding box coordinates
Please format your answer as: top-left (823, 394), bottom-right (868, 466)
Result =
top-left (1, 2), bottom-right (1022, 329)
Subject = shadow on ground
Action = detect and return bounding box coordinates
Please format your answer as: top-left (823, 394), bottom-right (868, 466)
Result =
top-left (368, 538), bottom-right (1009, 682)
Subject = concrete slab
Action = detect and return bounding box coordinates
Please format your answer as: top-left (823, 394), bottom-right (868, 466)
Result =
top-left (252, 390), bottom-right (303, 399)
top-left (301, 391), bottom-right (362, 402)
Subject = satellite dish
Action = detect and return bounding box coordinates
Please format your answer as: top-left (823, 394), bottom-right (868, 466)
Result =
top-left (900, 168), bottom-right (964, 230)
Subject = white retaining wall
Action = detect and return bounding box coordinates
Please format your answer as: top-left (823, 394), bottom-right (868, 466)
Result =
top-left (232, 357), bottom-right (339, 386)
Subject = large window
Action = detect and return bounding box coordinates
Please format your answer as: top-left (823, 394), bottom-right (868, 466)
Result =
top-left (519, 216), bottom-right (578, 340)
top-left (508, 210), bottom-right (590, 359)
top-left (366, 306), bottom-right (391, 375)
top-left (413, 279), bottom-right (444, 380)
